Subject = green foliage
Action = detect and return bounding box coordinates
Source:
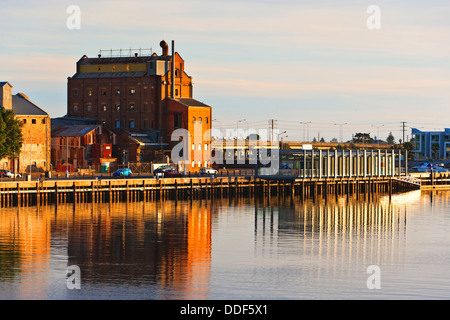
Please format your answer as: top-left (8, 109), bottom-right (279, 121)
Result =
top-left (386, 132), bottom-right (395, 144)
top-left (0, 108), bottom-right (23, 160)
top-left (352, 132), bottom-right (374, 144)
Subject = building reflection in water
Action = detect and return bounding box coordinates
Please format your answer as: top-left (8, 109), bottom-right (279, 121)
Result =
top-left (62, 200), bottom-right (212, 299)
top-left (252, 191), bottom-right (422, 281)
top-left (0, 200), bottom-right (212, 299)
top-left (1, 189), bottom-right (442, 299)
top-left (0, 206), bottom-right (52, 299)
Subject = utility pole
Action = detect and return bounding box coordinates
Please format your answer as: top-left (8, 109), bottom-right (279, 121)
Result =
top-left (269, 119), bottom-right (277, 141)
top-left (401, 121), bottom-right (407, 143)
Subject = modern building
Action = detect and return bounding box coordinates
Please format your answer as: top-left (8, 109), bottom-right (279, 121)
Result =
top-left (411, 128), bottom-right (450, 160)
top-left (66, 40), bottom-right (212, 172)
top-left (0, 82), bottom-right (51, 173)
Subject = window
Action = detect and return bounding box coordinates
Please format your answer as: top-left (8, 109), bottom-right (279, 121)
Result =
top-left (32, 119), bottom-right (36, 124)
top-left (198, 161), bottom-right (202, 168)
top-left (192, 144), bottom-right (195, 150)
top-left (73, 105), bottom-right (78, 112)
top-left (175, 89), bottom-right (179, 96)
top-left (130, 104), bottom-right (135, 111)
top-left (73, 89), bottom-right (78, 97)
top-left (130, 89), bottom-right (136, 95)
top-left (22, 119), bottom-right (27, 124)
top-left (205, 118), bottom-right (208, 124)
top-left (101, 89), bottom-right (107, 96)
top-left (129, 120), bottom-right (135, 129)
top-left (102, 105), bottom-right (107, 112)
top-left (192, 161), bottom-right (195, 168)
top-left (88, 89), bottom-right (93, 97)
top-left (115, 89), bottom-right (121, 96)
top-left (174, 113), bottom-right (182, 129)
top-left (115, 104), bottom-right (121, 111)
top-left (87, 104), bottom-right (92, 112)
top-left (204, 144), bottom-right (208, 151)
top-left (41, 118), bottom-right (46, 124)
top-left (115, 120), bottom-right (120, 129)
top-left (198, 143), bottom-right (202, 151)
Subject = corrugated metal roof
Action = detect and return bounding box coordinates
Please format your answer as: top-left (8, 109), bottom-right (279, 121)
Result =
top-left (73, 71), bottom-right (147, 79)
top-left (78, 55), bottom-right (170, 65)
top-left (172, 98), bottom-right (211, 108)
top-left (52, 124), bottom-right (100, 137)
top-left (12, 94), bottom-right (49, 116)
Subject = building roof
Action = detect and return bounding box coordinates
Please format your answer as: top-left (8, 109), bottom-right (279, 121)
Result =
top-left (170, 97), bottom-right (211, 108)
top-left (51, 116), bottom-right (99, 126)
top-left (72, 71), bottom-right (147, 79)
top-left (77, 55), bottom-right (167, 66)
top-left (0, 82), bottom-right (12, 87)
top-left (51, 124), bottom-right (100, 137)
top-left (412, 128), bottom-right (450, 134)
top-left (12, 93), bottom-right (49, 116)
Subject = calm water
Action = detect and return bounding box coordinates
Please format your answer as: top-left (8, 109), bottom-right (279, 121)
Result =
top-left (0, 190), bottom-right (449, 300)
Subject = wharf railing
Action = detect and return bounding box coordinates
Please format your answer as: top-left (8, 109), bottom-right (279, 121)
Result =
top-left (0, 175), bottom-right (420, 208)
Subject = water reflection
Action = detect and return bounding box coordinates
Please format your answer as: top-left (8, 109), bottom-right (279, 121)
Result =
top-left (0, 190), bottom-right (448, 299)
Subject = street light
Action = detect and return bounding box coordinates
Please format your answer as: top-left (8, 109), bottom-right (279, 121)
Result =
top-left (277, 131), bottom-right (287, 150)
top-left (237, 119), bottom-right (248, 139)
top-left (371, 124), bottom-right (384, 147)
top-left (299, 122), bottom-right (311, 142)
top-left (334, 123), bottom-right (348, 143)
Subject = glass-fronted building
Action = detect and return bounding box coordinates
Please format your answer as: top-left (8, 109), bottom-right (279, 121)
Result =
top-left (411, 128), bottom-right (450, 160)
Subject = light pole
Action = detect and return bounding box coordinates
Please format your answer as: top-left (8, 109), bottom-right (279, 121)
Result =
top-left (299, 121), bottom-right (311, 142)
top-left (277, 131), bottom-right (287, 150)
top-left (334, 123), bottom-right (348, 143)
top-left (371, 124), bottom-right (384, 147)
top-left (237, 119), bottom-right (247, 138)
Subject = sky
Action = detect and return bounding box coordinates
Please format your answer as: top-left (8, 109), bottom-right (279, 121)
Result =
top-left (1, 0), bottom-right (449, 142)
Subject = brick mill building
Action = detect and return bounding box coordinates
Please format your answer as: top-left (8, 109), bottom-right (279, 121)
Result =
top-left (66, 40), bottom-right (212, 172)
top-left (0, 82), bottom-right (51, 173)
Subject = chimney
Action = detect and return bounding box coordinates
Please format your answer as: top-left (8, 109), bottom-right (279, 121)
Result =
top-left (160, 40), bottom-right (168, 56)
top-left (0, 82), bottom-right (13, 110)
top-left (171, 40), bottom-right (175, 98)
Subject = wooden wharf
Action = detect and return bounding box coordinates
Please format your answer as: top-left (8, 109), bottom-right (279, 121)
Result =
top-left (0, 175), bottom-right (423, 208)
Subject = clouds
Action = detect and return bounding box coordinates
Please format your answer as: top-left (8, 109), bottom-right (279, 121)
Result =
top-left (0, 0), bottom-right (449, 137)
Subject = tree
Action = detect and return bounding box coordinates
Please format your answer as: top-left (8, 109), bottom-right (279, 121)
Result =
top-left (0, 108), bottom-right (23, 164)
top-left (330, 137), bottom-right (338, 143)
top-left (352, 132), bottom-right (374, 144)
top-left (319, 137), bottom-right (325, 143)
top-left (386, 132), bottom-right (395, 144)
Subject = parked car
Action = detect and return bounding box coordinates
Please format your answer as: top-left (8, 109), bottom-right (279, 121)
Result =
top-left (163, 170), bottom-right (182, 178)
top-left (0, 170), bottom-right (21, 178)
top-left (113, 168), bottom-right (132, 177)
top-left (199, 167), bottom-right (218, 175)
top-left (410, 162), bottom-right (449, 173)
top-left (153, 165), bottom-right (174, 174)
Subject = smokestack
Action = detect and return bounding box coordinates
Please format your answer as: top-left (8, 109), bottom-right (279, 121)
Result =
top-left (171, 40), bottom-right (175, 98)
top-left (160, 40), bottom-right (168, 56)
